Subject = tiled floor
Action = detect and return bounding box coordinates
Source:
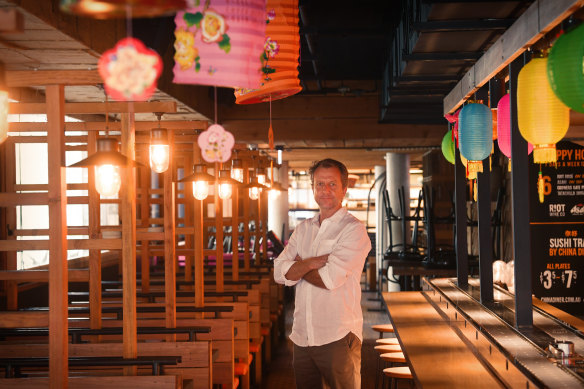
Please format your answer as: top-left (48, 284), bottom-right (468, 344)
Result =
top-left (261, 287), bottom-right (397, 389)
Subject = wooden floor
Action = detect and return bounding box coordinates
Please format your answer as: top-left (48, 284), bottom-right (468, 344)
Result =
top-left (261, 285), bottom-right (401, 389)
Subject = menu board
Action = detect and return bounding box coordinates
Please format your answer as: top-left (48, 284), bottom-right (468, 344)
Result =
top-left (530, 141), bottom-right (583, 316)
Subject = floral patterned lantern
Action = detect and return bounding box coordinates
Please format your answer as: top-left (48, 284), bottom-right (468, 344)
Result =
top-left (234, 0), bottom-right (302, 104)
top-left (518, 55), bottom-right (569, 164)
top-left (60, 0), bottom-right (186, 19)
top-left (173, 0), bottom-right (266, 89)
top-left (496, 93), bottom-right (533, 167)
top-left (197, 124), bottom-right (235, 163)
top-left (98, 37), bottom-right (162, 101)
top-left (458, 102), bottom-right (492, 176)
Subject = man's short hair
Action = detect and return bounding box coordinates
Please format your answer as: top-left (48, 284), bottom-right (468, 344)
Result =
top-left (308, 158), bottom-right (349, 189)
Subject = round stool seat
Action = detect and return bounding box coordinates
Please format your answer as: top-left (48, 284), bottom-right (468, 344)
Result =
top-left (371, 324), bottom-right (394, 333)
top-left (383, 366), bottom-right (412, 379)
top-left (376, 338), bottom-right (399, 345)
top-left (380, 352), bottom-right (406, 364)
top-left (374, 344), bottom-right (402, 353)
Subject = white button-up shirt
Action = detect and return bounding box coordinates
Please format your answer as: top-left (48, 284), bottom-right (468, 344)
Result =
top-left (274, 207), bottom-right (371, 347)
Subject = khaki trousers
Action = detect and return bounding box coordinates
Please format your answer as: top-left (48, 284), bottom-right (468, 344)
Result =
top-left (293, 332), bottom-right (361, 389)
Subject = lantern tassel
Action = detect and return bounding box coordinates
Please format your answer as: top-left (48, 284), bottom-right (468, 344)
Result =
top-left (467, 160), bottom-right (483, 175)
top-left (473, 179), bottom-right (478, 202)
top-left (537, 170), bottom-right (545, 203)
top-left (533, 144), bottom-right (557, 164)
top-left (508, 159), bottom-right (512, 172)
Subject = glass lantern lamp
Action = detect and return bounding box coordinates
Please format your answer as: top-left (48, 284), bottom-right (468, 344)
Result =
top-left (179, 164), bottom-right (215, 201)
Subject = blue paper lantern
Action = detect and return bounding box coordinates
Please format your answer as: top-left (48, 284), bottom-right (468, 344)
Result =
top-left (458, 102), bottom-right (492, 175)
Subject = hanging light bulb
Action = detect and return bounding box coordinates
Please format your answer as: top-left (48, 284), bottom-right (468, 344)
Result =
top-left (0, 90), bottom-right (8, 144)
top-left (217, 169), bottom-right (240, 200)
top-left (245, 173), bottom-right (267, 200)
top-left (256, 167), bottom-right (267, 187)
top-left (149, 128), bottom-right (170, 173)
top-left (95, 164), bottom-right (121, 197)
top-left (276, 145), bottom-right (283, 165)
top-left (249, 186), bottom-right (260, 200)
top-left (178, 164), bottom-right (215, 201)
top-left (69, 137), bottom-right (140, 197)
top-left (231, 158), bottom-right (244, 183)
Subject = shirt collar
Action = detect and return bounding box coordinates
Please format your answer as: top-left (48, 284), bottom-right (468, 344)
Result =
top-left (310, 207), bottom-right (347, 226)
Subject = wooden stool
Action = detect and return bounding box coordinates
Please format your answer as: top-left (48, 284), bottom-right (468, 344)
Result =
top-left (374, 344), bottom-right (401, 389)
top-left (383, 366), bottom-right (413, 389)
top-left (376, 337), bottom-right (399, 345)
top-left (371, 324), bottom-right (394, 339)
top-left (379, 352), bottom-right (407, 389)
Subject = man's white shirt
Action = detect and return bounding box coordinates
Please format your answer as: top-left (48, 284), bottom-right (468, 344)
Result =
top-left (274, 207), bottom-right (371, 347)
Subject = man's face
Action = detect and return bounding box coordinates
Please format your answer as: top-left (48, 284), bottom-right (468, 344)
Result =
top-left (312, 166), bottom-right (347, 212)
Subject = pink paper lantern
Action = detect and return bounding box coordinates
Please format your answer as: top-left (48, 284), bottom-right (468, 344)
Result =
top-left (98, 38), bottom-right (163, 102)
top-left (497, 94), bottom-right (533, 159)
top-left (173, 0), bottom-right (266, 89)
top-left (198, 124), bottom-right (235, 163)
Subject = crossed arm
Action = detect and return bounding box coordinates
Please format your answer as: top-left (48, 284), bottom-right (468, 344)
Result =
top-left (284, 254), bottom-right (328, 289)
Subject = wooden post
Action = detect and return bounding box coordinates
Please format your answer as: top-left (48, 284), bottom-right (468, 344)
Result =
top-left (261, 187), bottom-right (268, 262)
top-left (120, 112), bottom-right (137, 373)
top-left (46, 84), bottom-right (68, 389)
top-left (254, 189), bottom-right (261, 267)
top-left (193, 148), bottom-right (204, 317)
top-left (4, 138), bottom-right (17, 310)
top-left (243, 160), bottom-right (251, 272)
top-left (87, 131), bottom-right (102, 330)
top-left (214, 163), bottom-right (224, 293)
top-left (164, 130), bottom-right (177, 341)
top-left (231, 182), bottom-right (240, 281)
top-left (140, 165), bottom-right (150, 293)
top-left (184, 154), bottom-right (194, 284)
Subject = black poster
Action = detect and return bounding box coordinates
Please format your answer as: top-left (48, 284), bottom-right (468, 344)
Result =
top-left (529, 141), bottom-right (584, 316)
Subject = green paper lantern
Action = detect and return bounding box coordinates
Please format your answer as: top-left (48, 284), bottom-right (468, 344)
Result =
top-left (441, 130), bottom-right (455, 165)
top-left (547, 23), bottom-right (584, 113)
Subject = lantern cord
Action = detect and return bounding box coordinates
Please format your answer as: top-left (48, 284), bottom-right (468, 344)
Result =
top-left (125, 5), bottom-right (133, 38)
top-left (270, 159), bottom-right (274, 187)
top-left (538, 166), bottom-right (545, 203)
top-left (104, 92), bottom-right (109, 137)
top-left (214, 86), bottom-right (218, 124)
top-left (268, 95), bottom-right (274, 150)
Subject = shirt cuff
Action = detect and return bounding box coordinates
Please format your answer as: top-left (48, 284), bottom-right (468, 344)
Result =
top-left (282, 261), bottom-right (300, 286)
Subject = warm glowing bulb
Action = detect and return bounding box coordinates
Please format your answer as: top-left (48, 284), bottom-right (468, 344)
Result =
top-left (231, 168), bottom-right (244, 183)
top-left (193, 180), bottom-right (209, 200)
top-left (269, 188), bottom-right (280, 200)
top-left (0, 91), bottom-right (8, 144)
top-left (257, 174), bottom-right (266, 186)
top-left (249, 187), bottom-right (260, 200)
top-left (95, 164), bottom-right (121, 197)
top-left (218, 182), bottom-right (232, 199)
top-left (149, 144), bottom-right (169, 173)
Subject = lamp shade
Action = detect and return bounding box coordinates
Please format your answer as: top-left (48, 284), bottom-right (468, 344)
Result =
top-left (234, 0), bottom-right (301, 104)
top-left (60, 0), bottom-right (187, 18)
top-left (441, 129), bottom-right (455, 165)
top-left (518, 56), bottom-right (570, 163)
top-left (496, 93), bottom-right (533, 159)
top-left (547, 22), bottom-right (584, 113)
top-left (458, 102), bottom-right (492, 174)
top-left (173, 0), bottom-right (266, 89)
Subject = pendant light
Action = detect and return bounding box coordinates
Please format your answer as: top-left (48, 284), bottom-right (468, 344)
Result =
top-left (179, 164), bottom-right (215, 201)
top-left (246, 173), bottom-right (267, 200)
top-left (256, 166), bottom-right (267, 187)
top-left (149, 113), bottom-right (170, 173)
top-left (217, 169), bottom-right (240, 200)
top-left (60, 0), bottom-right (186, 19)
top-left (69, 137), bottom-right (140, 197)
top-left (231, 157), bottom-right (244, 183)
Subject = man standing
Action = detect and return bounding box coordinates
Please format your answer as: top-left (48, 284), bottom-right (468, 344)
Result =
top-left (274, 158), bottom-right (371, 389)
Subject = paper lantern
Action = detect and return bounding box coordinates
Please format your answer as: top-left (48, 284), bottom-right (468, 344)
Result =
top-left (518, 56), bottom-right (570, 164)
top-left (547, 23), bottom-right (584, 113)
top-left (459, 154), bottom-right (477, 180)
top-left (234, 0), bottom-right (301, 104)
top-left (173, 0), bottom-right (266, 89)
top-left (441, 130), bottom-right (455, 165)
top-left (197, 124), bottom-right (235, 163)
top-left (0, 91), bottom-right (8, 144)
top-left (60, 0), bottom-right (186, 19)
top-left (444, 108), bottom-right (460, 147)
top-left (496, 93), bottom-right (534, 166)
top-left (458, 102), bottom-right (492, 175)
top-left (98, 38), bottom-right (162, 101)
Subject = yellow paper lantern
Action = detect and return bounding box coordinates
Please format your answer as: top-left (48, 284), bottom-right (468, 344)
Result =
top-left (517, 55), bottom-right (570, 164)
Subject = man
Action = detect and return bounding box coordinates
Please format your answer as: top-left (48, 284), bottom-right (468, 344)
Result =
top-left (274, 158), bottom-right (371, 389)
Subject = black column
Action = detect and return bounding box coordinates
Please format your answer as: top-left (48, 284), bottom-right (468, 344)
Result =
top-left (509, 54), bottom-right (533, 329)
top-left (477, 157), bottom-right (493, 303)
top-left (455, 148), bottom-right (468, 287)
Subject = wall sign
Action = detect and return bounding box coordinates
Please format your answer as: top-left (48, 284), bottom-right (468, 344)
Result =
top-left (530, 141), bottom-right (583, 316)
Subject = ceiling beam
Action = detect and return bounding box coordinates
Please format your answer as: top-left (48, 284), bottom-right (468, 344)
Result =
top-left (413, 19), bottom-right (515, 32)
top-left (394, 75), bottom-right (459, 83)
top-left (403, 52), bottom-right (483, 61)
top-left (9, 101), bottom-right (177, 115)
top-left (6, 70), bottom-right (102, 87)
top-left (9, 120), bottom-right (207, 132)
top-left (443, 0), bottom-right (584, 114)
top-left (300, 26), bottom-right (388, 37)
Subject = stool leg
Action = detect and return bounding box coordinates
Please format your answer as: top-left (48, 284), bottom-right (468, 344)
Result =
top-left (375, 357), bottom-right (380, 389)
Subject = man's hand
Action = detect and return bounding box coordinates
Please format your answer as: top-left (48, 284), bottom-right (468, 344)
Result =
top-left (285, 254), bottom-right (328, 281)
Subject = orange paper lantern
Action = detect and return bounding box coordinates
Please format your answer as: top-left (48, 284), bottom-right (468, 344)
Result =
top-left (234, 0), bottom-right (301, 104)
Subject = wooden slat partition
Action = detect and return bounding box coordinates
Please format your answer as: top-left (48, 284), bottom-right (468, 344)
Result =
top-left (87, 131), bottom-right (102, 330)
top-left (164, 129), bottom-right (177, 340)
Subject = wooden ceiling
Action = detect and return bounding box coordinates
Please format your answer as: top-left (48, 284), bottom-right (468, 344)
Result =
top-left (1, 0), bottom-right (584, 170)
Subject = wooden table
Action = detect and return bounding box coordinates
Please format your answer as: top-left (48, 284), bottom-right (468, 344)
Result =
top-left (382, 291), bottom-right (504, 388)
